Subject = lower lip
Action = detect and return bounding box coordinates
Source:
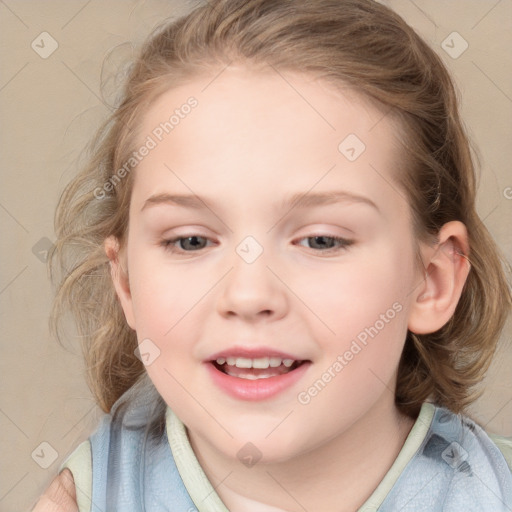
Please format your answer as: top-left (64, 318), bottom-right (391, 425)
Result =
top-left (205, 361), bottom-right (311, 401)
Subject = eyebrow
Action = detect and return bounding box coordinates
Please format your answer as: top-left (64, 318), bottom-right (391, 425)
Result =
top-left (140, 190), bottom-right (379, 213)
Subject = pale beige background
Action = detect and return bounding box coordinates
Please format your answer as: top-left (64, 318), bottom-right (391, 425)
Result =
top-left (0, 1), bottom-right (511, 510)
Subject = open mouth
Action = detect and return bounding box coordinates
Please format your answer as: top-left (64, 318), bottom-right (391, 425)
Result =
top-left (211, 357), bottom-right (307, 380)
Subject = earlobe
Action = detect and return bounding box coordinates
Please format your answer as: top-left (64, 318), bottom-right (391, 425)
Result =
top-left (104, 235), bottom-right (137, 330)
top-left (408, 221), bottom-right (471, 335)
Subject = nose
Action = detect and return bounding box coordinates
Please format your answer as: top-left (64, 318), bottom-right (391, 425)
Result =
top-left (216, 246), bottom-right (289, 323)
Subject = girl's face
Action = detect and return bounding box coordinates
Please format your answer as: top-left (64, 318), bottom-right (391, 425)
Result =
top-left (113, 66), bottom-right (424, 463)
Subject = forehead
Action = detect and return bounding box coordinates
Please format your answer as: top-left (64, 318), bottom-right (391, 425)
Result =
top-left (130, 65), bottom-right (406, 215)
top-left (138, 65), bottom-right (396, 146)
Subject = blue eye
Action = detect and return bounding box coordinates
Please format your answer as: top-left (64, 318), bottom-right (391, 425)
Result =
top-left (160, 235), bottom-right (211, 252)
top-left (295, 235), bottom-right (354, 254)
top-left (160, 234), bottom-right (354, 255)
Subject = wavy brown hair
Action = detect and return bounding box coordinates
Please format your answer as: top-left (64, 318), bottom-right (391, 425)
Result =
top-left (49, 0), bottom-right (511, 417)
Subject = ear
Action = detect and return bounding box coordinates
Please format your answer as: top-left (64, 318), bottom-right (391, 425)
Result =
top-left (104, 235), bottom-right (136, 330)
top-left (408, 221), bottom-right (471, 335)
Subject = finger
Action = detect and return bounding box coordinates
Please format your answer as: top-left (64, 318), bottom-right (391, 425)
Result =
top-left (32, 469), bottom-right (78, 512)
top-left (57, 468), bottom-right (77, 499)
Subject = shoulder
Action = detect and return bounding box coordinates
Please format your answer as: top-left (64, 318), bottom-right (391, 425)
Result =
top-left (450, 408), bottom-right (512, 475)
top-left (488, 432), bottom-right (512, 472)
top-left (381, 405), bottom-right (512, 510)
top-left (428, 407), bottom-right (512, 503)
top-left (59, 440), bottom-right (92, 512)
top-left (428, 406), bottom-right (511, 473)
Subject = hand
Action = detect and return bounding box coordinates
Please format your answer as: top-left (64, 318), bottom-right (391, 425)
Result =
top-left (31, 468), bottom-right (78, 512)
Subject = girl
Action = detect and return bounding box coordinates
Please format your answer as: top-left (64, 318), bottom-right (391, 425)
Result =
top-left (37, 0), bottom-right (512, 510)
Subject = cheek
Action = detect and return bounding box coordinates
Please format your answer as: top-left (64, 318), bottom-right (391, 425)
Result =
top-left (126, 254), bottom-right (210, 408)
top-left (126, 250), bottom-right (215, 382)
top-left (298, 304), bottom-right (409, 434)
top-left (297, 246), bottom-right (414, 417)
top-left (300, 245), bottom-right (414, 344)
top-left (128, 249), bottom-right (209, 334)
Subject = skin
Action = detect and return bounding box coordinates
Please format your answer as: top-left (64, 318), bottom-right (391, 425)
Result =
top-left (37, 65), bottom-right (470, 511)
top-left (32, 469), bottom-right (77, 512)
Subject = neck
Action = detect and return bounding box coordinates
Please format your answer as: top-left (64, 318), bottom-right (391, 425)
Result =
top-left (187, 393), bottom-right (417, 512)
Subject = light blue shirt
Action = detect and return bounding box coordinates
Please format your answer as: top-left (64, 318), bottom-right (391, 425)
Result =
top-left (61, 375), bottom-right (512, 511)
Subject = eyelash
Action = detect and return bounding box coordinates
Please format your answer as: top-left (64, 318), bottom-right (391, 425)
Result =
top-left (159, 234), bottom-right (354, 256)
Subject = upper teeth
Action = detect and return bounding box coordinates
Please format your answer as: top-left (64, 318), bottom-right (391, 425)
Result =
top-left (216, 357), bottom-right (295, 369)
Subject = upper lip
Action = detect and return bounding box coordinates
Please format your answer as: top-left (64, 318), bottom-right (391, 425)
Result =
top-left (207, 346), bottom-right (307, 362)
